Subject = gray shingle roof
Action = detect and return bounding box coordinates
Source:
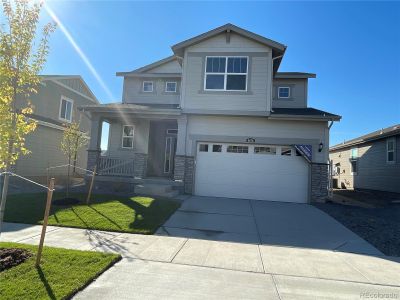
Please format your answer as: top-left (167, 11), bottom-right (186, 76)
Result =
top-left (271, 107), bottom-right (341, 120)
top-left (330, 124), bottom-right (400, 151)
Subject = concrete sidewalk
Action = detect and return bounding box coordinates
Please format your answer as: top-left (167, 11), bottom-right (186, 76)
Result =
top-left (1, 222), bottom-right (400, 299)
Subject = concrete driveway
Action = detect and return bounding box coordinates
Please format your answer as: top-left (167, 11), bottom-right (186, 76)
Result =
top-left (158, 196), bottom-right (382, 255)
top-left (2, 221), bottom-right (400, 299)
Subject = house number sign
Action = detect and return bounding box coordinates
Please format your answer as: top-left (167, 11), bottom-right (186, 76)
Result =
top-left (246, 138), bottom-right (256, 143)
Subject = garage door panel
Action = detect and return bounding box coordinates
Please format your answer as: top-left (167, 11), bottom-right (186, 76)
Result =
top-left (195, 143), bottom-right (309, 203)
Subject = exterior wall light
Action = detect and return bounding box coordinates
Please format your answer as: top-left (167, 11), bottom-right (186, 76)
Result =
top-left (318, 142), bottom-right (323, 152)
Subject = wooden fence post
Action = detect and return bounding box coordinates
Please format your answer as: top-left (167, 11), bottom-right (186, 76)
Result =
top-left (36, 178), bottom-right (55, 267)
top-left (86, 165), bottom-right (96, 205)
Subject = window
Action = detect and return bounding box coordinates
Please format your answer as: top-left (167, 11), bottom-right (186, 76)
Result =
top-left (205, 56), bottom-right (248, 91)
top-left (199, 144), bottom-right (209, 152)
top-left (212, 145), bottom-right (222, 152)
top-left (387, 138), bottom-right (396, 163)
top-left (59, 97), bottom-right (73, 122)
top-left (164, 137), bottom-right (174, 173)
top-left (278, 87), bottom-right (290, 99)
top-left (281, 147), bottom-right (292, 156)
top-left (227, 145), bottom-right (248, 153)
top-left (350, 160), bottom-right (358, 175)
top-left (122, 125), bottom-right (134, 149)
top-left (165, 81), bottom-right (177, 92)
top-left (351, 148), bottom-right (358, 159)
top-left (254, 146), bottom-right (276, 155)
top-left (143, 81), bottom-right (153, 92)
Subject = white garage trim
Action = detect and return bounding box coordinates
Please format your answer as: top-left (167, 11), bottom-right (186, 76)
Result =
top-left (194, 142), bottom-right (309, 203)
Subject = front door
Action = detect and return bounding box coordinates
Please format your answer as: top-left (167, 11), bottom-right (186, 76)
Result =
top-left (147, 121), bottom-right (177, 178)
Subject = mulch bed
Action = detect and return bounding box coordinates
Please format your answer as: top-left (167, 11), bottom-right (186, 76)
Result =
top-left (0, 248), bottom-right (32, 272)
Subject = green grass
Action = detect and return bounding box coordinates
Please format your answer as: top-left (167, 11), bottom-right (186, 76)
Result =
top-left (0, 242), bottom-right (120, 300)
top-left (4, 193), bottom-right (180, 234)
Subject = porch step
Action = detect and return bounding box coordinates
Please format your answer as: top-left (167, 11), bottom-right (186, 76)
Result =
top-left (135, 183), bottom-right (179, 198)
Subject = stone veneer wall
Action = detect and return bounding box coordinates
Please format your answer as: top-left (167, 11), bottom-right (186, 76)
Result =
top-left (87, 150), bottom-right (100, 173)
top-left (311, 163), bottom-right (329, 202)
top-left (133, 153), bottom-right (147, 179)
top-left (174, 155), bottom-right (195, 194)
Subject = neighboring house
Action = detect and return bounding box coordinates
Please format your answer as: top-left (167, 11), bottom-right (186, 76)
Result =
top-left (81, 24), bottom-right (340, 203)
top-left (330, 124), bottom-right (400, 193)
top-left (15, 75), bottom-right (99, 183)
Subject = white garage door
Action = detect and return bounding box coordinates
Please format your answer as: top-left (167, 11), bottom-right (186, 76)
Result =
top-left (194, 143), bottom-right (309, 203)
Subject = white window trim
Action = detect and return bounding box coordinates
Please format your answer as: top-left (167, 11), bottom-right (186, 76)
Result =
top-left (350, 159), bottom-right (358, 175)
top-left (58, 96), bottom-right (74, 123)
top-left (142, 81), bottom-right (153, 92)
top-left (278, 87), bottom-right (290, 99)
top-left (387, 137), bottom-right (396, 163)
top-left (165, 81), bottom-right (177, 93)
top-left (121, 125), bottom-right (135, 149)
top-left (204, 56), bottom-right (249, 92)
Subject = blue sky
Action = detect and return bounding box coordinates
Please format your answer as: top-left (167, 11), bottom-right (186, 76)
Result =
top-left (41, 1), bottom-right (400, 146)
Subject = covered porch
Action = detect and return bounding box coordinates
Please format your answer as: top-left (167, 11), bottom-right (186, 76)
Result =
top-left (80, 104), bottom-right (191, 193)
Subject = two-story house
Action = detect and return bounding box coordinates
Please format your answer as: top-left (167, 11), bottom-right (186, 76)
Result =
top-left (330, 124), bottom-right (400, 193)
top-left (81, 24), bottom-right (341, 203)
top-left (15, 75), bottom-right (99, 183)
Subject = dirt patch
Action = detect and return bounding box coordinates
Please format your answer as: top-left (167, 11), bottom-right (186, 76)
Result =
top-left (0, 248), bottom-right (33, 272)
top-left (53, 197), bottom-right (81, 205)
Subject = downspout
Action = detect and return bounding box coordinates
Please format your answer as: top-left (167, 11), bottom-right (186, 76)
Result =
top-left (270, 55), bottom-right (284, 113)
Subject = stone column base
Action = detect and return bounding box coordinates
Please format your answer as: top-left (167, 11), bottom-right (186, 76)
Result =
top-left (133, 153), bottom-right (148, 179)
top-left (311, 163), bottom-right (329, 203)
top-left (174, 155), bottom-right (195, 194)
top-left (87, 149), bottom-right (101, 173)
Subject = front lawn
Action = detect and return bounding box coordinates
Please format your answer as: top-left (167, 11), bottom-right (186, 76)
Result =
top-left (4, 193), bottom-right (180, 234)
top-left (0, 242), bottom-right (120, 300)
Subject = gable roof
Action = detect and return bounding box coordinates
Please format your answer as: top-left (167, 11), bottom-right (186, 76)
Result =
top-left (330, 124), bottom-right (400, 151)
top-left (171, 23), bottom-right (286, 72)
top-left (116, 56), bottom-right (180, 76)
top-left (40, 75), bottom-right (99, 103)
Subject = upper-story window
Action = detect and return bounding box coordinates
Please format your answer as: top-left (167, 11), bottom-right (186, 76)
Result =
top-left (122, 125), bottom-right (134, 149)
top-left (165, 81), bottom-right (177, 92)
top-left (143, 81), bottom-right (153, 92)
top-left (204, 56), bottom-right (248, 91)
top-left (59, 96), bottom-right (73, 122)
top-left (387, 137), bottom-right (396, 163)
top-left (278, 87), bottom-right (290, 99)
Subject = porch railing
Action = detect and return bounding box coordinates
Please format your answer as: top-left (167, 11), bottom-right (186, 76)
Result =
top-left (97, 156), bottom-right (134, 177)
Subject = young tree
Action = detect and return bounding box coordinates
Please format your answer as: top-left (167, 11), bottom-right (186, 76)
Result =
top-left (60, 121), bottom-right (87, 197)
top-left (0, 0), bottom-right (56, 234)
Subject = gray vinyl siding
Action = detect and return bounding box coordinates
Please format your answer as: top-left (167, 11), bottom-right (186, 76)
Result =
top-left (272, 78), bottom-right (308, 108)
top-left (20, 80), bottom-right (94, 132)
top-left (330, 135), bottom-right (400, 193)
top-left (122, 77), bottom-right (181, 105)
top-left (106, 119), bottom-right (150, 157)
top-left (14, 79), bottom-right (95, 179)
top-left (185, 115), bottom-right (329, 164)
top-left (182, 53), bottom-right (271, 112)
top-left (181, 32), bottom-right (272, 113)
top-left (15, 125), bottom-right (88, 180)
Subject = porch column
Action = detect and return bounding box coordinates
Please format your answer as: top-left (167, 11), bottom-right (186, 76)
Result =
top-left (174, 116), bottom-right (187, 182)
top-left (174, 116), bottom-right (195, 194)
top-left (87, 113), bottom-right (102, 172)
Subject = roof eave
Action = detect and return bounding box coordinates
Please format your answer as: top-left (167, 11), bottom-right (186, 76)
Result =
top-left (171, 23), bottom-right (286, 57)
top-left (330, 130), bottom-right (400, 151)
top-left (269, 114), bottom-right (341, 121)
